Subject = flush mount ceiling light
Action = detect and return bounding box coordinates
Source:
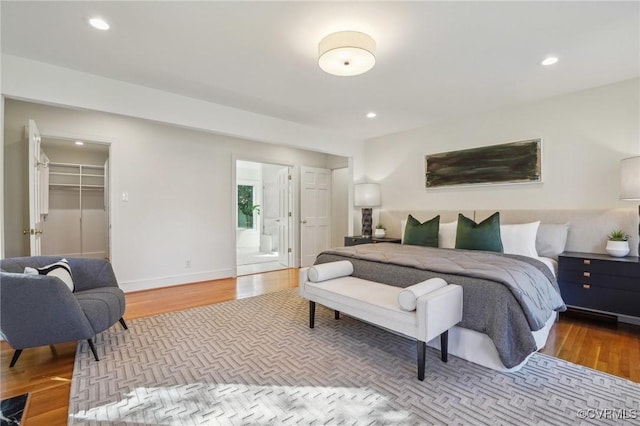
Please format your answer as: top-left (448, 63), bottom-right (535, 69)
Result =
top-left (540, 56), bottom-right (558, 66)
top-left (89, 17), bottom-right (110, 30)
top-left (318, 31), bottom-right (376, 76)
top-left (75, 141), bottom-right (84, 146)
top-left (366, 112), bottom-right (377, 119)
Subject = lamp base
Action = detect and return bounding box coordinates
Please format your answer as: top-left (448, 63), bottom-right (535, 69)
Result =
top-left (361, 208), bottom-right (373, 237)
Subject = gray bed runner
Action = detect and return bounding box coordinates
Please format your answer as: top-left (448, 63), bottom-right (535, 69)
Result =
top-left (315, 243), bottom-right (566, 368)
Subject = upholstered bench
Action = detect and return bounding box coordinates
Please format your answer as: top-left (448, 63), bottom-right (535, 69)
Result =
top-left (299, 261), bottom-right (463, 380)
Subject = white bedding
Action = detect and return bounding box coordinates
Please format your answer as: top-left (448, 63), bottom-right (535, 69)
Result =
top-left (537, 256), bottom-right (558, 278)
top-left (427, 311), bottom-right (556, 371)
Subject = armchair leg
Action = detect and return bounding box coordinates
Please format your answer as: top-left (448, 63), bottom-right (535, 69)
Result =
top-left (9, 349), bottom-right (23, 368)
top-left (119, 317), bottom-right (129, 330)
top-left (87, 339), bottom-right (99, 361)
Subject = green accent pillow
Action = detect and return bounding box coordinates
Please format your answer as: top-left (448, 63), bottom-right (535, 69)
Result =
top-left (403, 215), bottom-right (440, 247)
top-left (455, 212), bottom-right (504, 252)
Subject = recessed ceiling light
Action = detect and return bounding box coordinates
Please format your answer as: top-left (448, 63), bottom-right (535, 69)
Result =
top-left (540, 56), bottom-right (558, 66)
top-left (75, 141), bottom-right (84, 146)
top-left (366, 112), bottom-right (377, 119)
top-left (89, 17), bottom-right (110, 31)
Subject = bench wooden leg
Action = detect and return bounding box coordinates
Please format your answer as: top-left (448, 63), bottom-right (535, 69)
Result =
top-left (309, 301), bottom-right (316, 329)
top-left (335, 310), bottom-right (340, 320)
top-left (441, 330), bottom-right (449, 362)
top-left (417, 340), bottom-right (426, 381)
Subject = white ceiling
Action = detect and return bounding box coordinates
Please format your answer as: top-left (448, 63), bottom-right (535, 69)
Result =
top-left (2, 1), bottom-right (639, 141)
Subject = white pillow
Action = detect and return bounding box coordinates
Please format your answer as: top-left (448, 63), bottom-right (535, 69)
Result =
top-left (536, 223), bottom-right (569, 258)
top-left (439, 221), bottom-right (457, 249)
top-left (500, 221), bottom-right (540, 258)
top-left (308, 261), bottom-right (353, 282)
top-left (24, 258), bottom-right (74, 292)
top-left (398, 278), bottom-right (448, 311)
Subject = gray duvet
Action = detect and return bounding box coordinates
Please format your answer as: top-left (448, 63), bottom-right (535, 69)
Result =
top-left (315, 243), bottom-right (566, 368)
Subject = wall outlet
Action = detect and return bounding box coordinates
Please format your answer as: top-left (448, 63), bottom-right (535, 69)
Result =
top-left (185, 259), bottom-right (191, 268)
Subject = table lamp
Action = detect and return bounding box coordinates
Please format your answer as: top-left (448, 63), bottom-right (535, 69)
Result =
top-left (354, 183), bottom-right (380, 238)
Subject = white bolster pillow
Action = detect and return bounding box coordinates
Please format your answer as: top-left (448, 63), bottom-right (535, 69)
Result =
top-left (398, 278), bottom-right (448, 311)
top-left (307, 261), bottom-right (354, 282)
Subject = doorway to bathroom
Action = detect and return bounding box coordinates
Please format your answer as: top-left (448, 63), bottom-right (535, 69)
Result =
top-left (236, 160), bottom-right (292, 275)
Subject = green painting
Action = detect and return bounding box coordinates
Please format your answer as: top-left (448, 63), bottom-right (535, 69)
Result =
top-left (425, 139), bottom-right (541, 188)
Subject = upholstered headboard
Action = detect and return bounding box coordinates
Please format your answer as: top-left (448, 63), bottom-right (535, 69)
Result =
top-left (379, 208), bottom-right (639, 257)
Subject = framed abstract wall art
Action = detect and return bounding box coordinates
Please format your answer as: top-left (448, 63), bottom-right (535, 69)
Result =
top-left (425, 138), bottom-right (542, 188)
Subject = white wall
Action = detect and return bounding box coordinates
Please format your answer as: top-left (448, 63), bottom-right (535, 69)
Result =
top-left (4, 99), bottom-right (337, 291)
top-left (331, 168), bottom-right (349, 247)
top-left (2, 54), bottom-right (363, 158)
top-left (364, 79), bottom-right (640, 216)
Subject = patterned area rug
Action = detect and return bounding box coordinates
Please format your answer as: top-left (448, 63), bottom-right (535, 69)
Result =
top-left (69, 289), bottom-right (640, 425)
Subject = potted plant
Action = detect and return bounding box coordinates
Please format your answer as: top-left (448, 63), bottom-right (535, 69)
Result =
top-left (605, 229), bottom-right (630, 257)
top-left (374, 223), bottom-right (386, 238)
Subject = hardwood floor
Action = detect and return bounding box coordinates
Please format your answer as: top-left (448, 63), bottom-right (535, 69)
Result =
top-left (2, 268), bottom-right (639, 425)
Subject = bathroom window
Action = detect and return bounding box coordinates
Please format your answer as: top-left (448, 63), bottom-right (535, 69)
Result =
top-left (237, 185), bottom-right (259, 229)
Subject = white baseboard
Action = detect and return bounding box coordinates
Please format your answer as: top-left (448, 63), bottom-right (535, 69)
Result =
top-left (119, 268), bottom-right (235, 293)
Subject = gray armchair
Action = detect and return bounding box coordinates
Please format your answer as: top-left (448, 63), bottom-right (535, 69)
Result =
top-left (0, 256), bottom-right (127, 367)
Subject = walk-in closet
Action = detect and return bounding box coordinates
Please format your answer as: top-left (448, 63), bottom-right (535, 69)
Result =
top-left (40, 138), bottom-right (110, 259)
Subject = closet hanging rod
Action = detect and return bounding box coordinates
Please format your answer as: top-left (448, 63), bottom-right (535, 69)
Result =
top-left (49, 161), bottom-right (105, 169)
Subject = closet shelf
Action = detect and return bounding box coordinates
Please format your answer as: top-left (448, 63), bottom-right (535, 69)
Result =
top-left (50, 184), bottom-right (104, 190)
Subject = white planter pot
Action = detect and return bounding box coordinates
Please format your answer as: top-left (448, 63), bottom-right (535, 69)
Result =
top-left (605, 240), bottom-right (630, 257)
top-left (374, 229), bottom-right (386, 238)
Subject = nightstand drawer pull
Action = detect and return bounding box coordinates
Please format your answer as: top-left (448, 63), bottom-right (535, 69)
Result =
top-left (583, 259), bottom-right (591, 265)
top-left (583, 272), bottom-right (591, 277)
top-left (582, 284), bottom-right (591, 289)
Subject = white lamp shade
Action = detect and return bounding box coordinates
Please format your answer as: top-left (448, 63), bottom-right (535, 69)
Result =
top-left (354, 183), bottom-right (380, 207)
top-left (620, 156), bottom-right (640, 200)
top-left (318, 31), bottom-right (376, 77)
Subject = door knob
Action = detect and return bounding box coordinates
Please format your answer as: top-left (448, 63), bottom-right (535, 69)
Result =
top-left (301, 220), bottom-right (307, 224)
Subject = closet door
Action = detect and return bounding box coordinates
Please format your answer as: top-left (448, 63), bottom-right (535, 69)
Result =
top-left (27, 120), bottom-right (44, 255)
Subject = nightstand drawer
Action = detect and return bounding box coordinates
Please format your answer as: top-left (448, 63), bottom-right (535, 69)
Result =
top-left (559, 257), bottom-right (640, 278)
top-left (557, 270), bottom-right (639, 292)
top-left (560, 282), bottom-right (640, 317)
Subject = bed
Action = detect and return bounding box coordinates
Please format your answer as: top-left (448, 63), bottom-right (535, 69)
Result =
top-left (314, 208), bottom-right (639, 371)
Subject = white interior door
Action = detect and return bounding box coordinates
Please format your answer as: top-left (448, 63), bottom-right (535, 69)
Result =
top-left (300, 167), bottom-right (331, 267)
top-left (277, 167), bottom-right (291, 265)
top-left (27, 119), bottom-right (44, 255)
